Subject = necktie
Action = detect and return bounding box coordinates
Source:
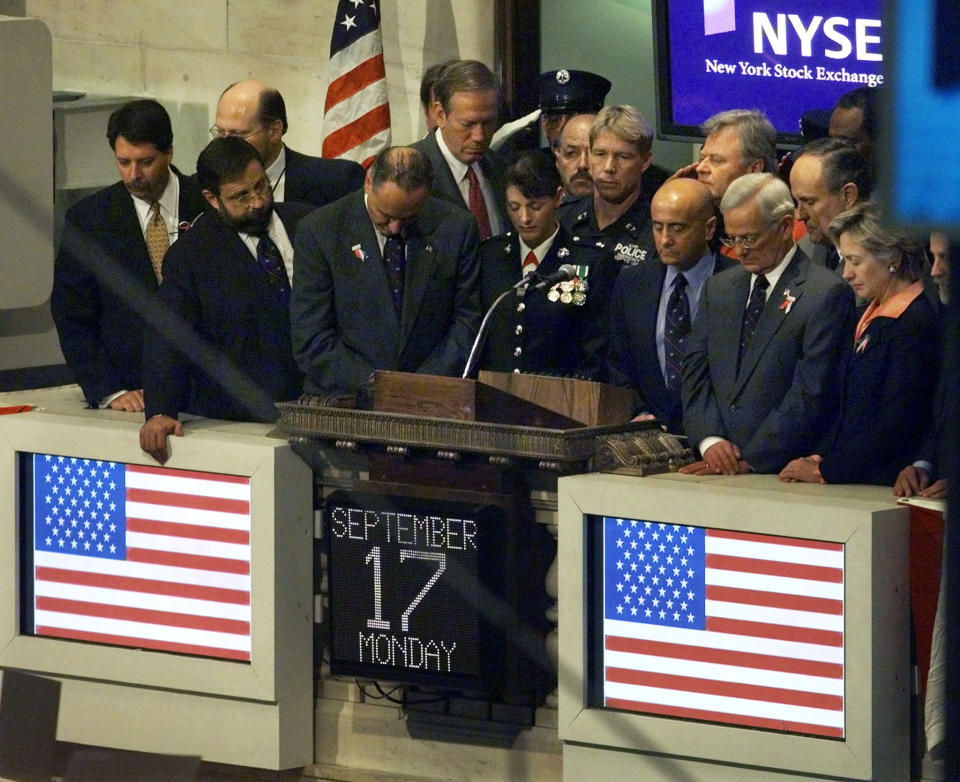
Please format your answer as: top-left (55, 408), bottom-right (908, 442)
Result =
top-left (145, 201), bottom-right (169, 283)
top-left (256, 234), bottom-right (291, 305)
top-left (383, 233), bottom-right (405, 316)
top-left (522, 250), bottom-right (539, 277)
top-left (663, 273), bottom-right (690, 392)
top-left (465, 166), bottom-right (493, 240)
top-left (738, 273), bottom-right (768, 372)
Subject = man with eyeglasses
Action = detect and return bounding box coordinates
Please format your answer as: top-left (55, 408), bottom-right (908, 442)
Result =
top-left (213, 79), bottom-right (364, 208)
top-left (52, 99), bottom-right (205, 414)
top-left (139, 137), bottom-right (310, 464)
top-left (679, 173), bottom-right (855, 476)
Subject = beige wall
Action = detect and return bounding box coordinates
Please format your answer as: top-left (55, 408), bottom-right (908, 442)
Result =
top-left (25, 0), bottom-right (496, 169)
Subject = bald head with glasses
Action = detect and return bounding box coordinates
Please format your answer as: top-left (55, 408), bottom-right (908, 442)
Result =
top-left (212, 79), bottom-right (287, 169)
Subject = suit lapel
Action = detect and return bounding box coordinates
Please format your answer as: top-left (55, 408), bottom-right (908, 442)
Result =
top-left (716, 268), bottom-right (750, 394)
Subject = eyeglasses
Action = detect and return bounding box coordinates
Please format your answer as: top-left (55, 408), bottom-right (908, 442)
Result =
top-left (208, 124), bottom-right (267, 141)
top-left (223, 177), bottom-right (272, 208)
top-left (719, 232), bottom-right (764, 250)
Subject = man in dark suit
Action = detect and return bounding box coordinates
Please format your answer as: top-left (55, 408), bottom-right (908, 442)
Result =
top-left (680, 173), bottom-right (856, 475)
top-left (790, 137), bottom-right (871, 272)
top-left (411, 60), bottom-right (506, 238)
top-left (214, 79), bottom-right (364, 207)
top-left (608, 179), bottom-right (735, 433)
top-left (291, 146), bottom-right (481, 396)
top-left (51, 99), bottom-right (205, 413)
top-left (478, 151), bottom-right (614, 379)
top-left (139, 137), bottom-right (309, 463)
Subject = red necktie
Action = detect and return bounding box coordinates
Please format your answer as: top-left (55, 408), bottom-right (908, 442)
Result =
top-left (466, 166), bottom-right (492, 240)
top-left (522, 250), bottom-right (538, 276)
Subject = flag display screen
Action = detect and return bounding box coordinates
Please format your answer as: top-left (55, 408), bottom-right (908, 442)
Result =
top-left (21, 452), bottom-right (252, 662)
top-left (595, 516), bottom-right (845, 738)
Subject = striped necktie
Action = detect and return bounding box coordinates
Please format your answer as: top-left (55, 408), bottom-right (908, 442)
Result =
top-left (738, 273), bottom-right (768, 373)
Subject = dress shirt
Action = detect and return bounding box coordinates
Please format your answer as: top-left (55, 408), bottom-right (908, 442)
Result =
top-left (266, 145), bottom-right (287, 202)
top-left (131, 172), bottom-right (182, 243)
top-left (656, 252), bottom-right (716, 377)
top-left (239, 211), bottom-right (296, 283)
top-left (518, 224), bottom-right (560, 271)
top-left (435, 130), bottom-right (502, 236)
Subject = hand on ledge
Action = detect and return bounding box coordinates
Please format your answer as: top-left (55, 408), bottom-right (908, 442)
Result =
top-left (893, 465), bottom-right (930, 497)
top-left (139, 414), bottom-right (183, 464)
top-left (679, 440), bottom-right (748, 475)
top-left (778, 454), bottom-right (825, 483)
top-left (108, 389), bottom-right (145, 412)
top-left (918, 478), bottom-right (948, 500)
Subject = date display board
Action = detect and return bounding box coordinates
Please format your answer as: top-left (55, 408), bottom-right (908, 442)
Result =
top-left (325, 490), bottom-right (507, 694)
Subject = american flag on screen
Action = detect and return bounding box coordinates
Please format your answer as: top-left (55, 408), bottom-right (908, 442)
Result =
top-left (322, 0), bottom-right (391, 167)
top-left (603, 518), bottom-right (845, 738)
top-left (31, 454), bottom-right (251, 661)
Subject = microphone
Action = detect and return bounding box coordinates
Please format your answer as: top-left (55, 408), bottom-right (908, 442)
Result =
top-left (531, 263), bottom-right (577, 290)
top-left (462, 270), bottom-right (540, 378)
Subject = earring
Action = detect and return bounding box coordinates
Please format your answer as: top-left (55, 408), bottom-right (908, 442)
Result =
top-left (888, 263), bottom-right (897, 273)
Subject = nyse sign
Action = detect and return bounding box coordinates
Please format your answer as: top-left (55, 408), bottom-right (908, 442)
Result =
top-left (325, 491), bottom-right (504, 691)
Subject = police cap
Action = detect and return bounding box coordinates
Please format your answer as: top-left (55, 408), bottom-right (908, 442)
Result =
top-left (537, 69), bottom-right (611, 114)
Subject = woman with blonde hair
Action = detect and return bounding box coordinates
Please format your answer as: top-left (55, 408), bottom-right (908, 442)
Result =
top-left (779, 202), bottom-right (940, 485)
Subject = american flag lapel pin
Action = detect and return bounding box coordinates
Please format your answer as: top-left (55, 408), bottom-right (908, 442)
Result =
top-left (352, 244), bottom-right (366, 262)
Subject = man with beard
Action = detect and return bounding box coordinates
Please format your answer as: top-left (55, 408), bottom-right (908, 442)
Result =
top-left (51, 99), bottom-right (205, 412)
top-left (140, 137), bottom-right (309, 463)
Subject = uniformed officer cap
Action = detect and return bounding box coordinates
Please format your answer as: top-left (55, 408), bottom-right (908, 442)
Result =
top-left (538, 70), bottom-right (611, 115)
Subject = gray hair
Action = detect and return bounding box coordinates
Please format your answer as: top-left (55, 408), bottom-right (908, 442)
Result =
top-left (720, 172), bottom-right (794, 223)
top-left (702, 109), bottom-right (777, 172)
top-left (590, 105), bottom-right (653, 156)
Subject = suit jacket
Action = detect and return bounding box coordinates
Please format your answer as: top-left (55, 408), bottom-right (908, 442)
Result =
top-left (478, 227), bottom-right (616, 379)
top-left (283, 146), bottom-right (364, 208)
top-left (411, 130), bottom-right (507, 234)
top-left (291, 191), bottom-right (481, 395)
top-left (143, 202), bottom-right (310, 422)
top-left (50, 168), bottom-right (206, 405)
top-left (607, 252), bottom-right (736, 434)
top-left (681, 248), bottom-right (857, 473)
top-left (819, 293), bottom-right (940, 485)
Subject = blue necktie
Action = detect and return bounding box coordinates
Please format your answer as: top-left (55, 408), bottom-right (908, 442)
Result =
top-left (663, 273), bottom-right (690, 392)
top-left (738, 274), bottom-right (768, 373)
top-left (256, 235), bottom-right (290, 305)
top-left (383, 233), bottom-right (405, 316)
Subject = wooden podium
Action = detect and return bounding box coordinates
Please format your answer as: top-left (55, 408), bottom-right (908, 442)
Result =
top-left (278, 370), bottom-right (688, 474)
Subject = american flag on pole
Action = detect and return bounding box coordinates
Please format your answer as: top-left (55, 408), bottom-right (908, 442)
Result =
top-left (31, 454), bottom-right (251, 661)
top-left (602, 517), bottom-right (845, 738)
top-left (322, 0), bottom-right (391, 168)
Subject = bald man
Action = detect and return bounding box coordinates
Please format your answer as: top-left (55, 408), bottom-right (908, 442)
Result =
top-left (213, 79), bottom-right (364, 208)
top-left (607, 179), bottom-right (736, 433)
